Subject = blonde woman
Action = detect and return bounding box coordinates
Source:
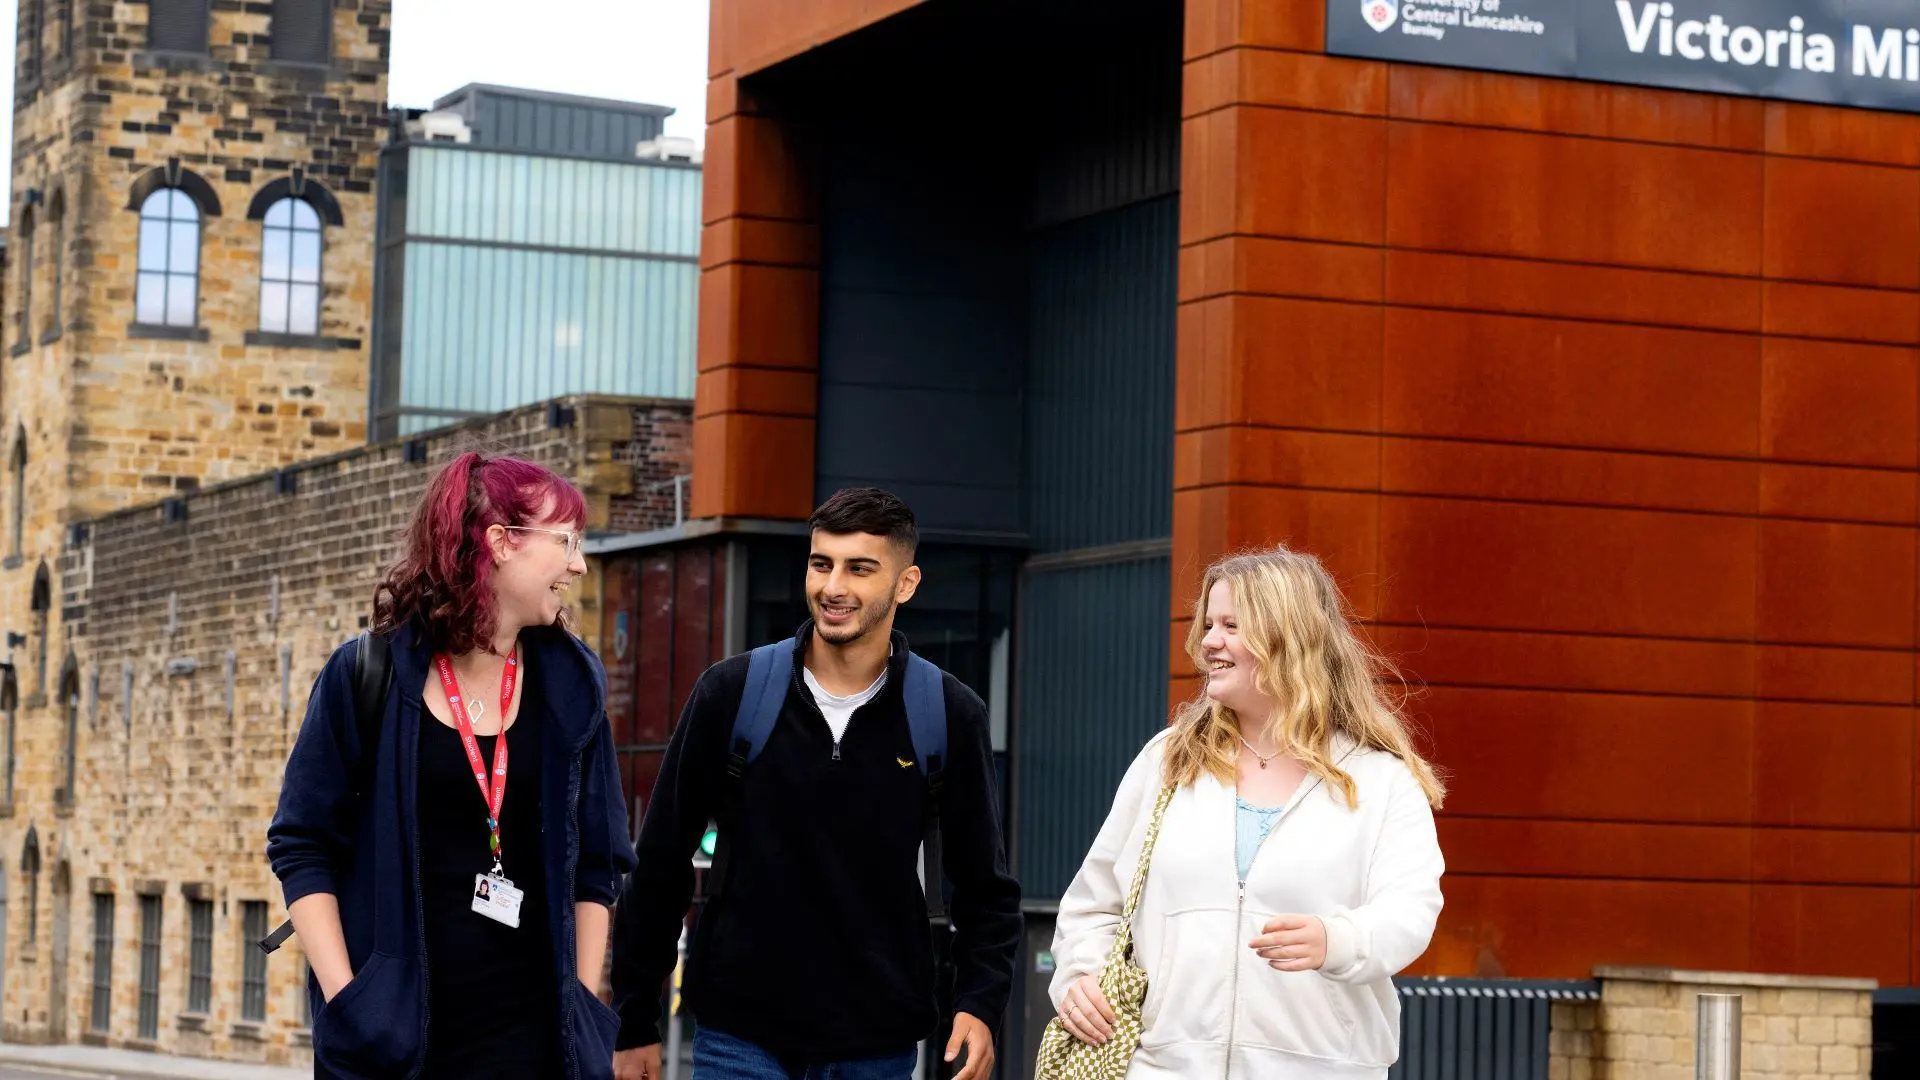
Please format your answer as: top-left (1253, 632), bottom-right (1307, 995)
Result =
top-left (1049, 548), bottom-right (1445, 1078)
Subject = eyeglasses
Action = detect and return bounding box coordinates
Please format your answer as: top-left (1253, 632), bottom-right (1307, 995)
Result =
top-left (505, 525), bottom-right (584, 560)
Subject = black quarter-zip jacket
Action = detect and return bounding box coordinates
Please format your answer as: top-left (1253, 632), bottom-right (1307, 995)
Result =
top-left (610, 624), bottom-right (1023, 1061)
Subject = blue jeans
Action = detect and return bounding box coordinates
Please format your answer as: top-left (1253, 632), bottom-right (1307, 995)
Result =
top-left (691, 1027), bottom-right (918, 1080)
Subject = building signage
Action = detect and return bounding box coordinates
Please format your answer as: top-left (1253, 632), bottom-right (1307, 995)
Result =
top-left (1328, 0), bottom-right (1920, 114)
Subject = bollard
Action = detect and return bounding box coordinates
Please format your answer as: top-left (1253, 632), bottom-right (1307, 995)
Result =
top-left (1695, 992), bottom-right (1741, 1080)
top-left (664, 927), bottom-right (688, 1080)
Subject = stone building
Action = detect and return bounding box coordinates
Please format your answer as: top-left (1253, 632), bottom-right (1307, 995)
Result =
top-left (26, 394), bottom-right (687, 1065)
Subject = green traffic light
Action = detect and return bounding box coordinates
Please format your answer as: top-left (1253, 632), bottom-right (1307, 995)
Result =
top-left (700, 829), bottom-right (718, 857)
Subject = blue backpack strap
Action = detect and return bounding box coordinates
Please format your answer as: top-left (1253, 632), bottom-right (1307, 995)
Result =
top-left (903, 653), bottom-right (949, 919)
top-left (706, 638), bottom-right (795, 901)
top-left (732, 638), bottom-right (796, 764)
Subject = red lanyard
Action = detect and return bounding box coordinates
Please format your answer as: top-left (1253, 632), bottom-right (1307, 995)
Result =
top-left (434, 648), bottom-right (518, 871)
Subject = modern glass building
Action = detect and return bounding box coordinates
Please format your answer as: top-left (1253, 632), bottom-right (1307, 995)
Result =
top-left (369, 85), bottom-right (701, 440)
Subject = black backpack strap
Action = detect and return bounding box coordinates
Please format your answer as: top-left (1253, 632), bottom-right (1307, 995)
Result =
top-left (260, 631), bottom-right (392, 955)
top-left (350, 630), bottom-right (393, 800)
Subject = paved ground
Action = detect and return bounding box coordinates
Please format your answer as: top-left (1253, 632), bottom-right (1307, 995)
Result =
top-left (0, 1044), bottom-right (304, 1080)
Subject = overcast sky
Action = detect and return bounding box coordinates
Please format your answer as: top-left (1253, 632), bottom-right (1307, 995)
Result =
top-left (0, 0), bottom-right (712, 224)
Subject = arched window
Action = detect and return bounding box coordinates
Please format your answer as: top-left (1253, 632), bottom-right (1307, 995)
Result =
top-left (136, 189), bottom-right (200, 329)
top-left (22, 0), bottom-right (44, 84)
top-left (260, 198), bottom-right (323, 335)
top-left (0, 665), bottom-right (16, 810)
top-left (46, 190), bottom-right (64, 342)
top-left (31, 564), bottom-right (51, 702)
top-left (61, 0), bottom-right (78, 60)
top-left (55, 661), bottom-right (79, 807)
top-left (21, 827), bottom-right (40, 943)
top-left (14, 206), bottom-right (35, 352)
top-left (9, 431), bottom-right (25, 560)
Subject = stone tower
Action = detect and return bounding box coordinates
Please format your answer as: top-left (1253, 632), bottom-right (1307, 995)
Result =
top-left (0, 0), bottom-right (389, 1049)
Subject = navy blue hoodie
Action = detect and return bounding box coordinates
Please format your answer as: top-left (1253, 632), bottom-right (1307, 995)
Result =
top-left (267, 621), bottom-right (637, 1080)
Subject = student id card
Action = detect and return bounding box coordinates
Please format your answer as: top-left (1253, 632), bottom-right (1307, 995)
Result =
top-left (472, 872), bottom-right (523, 928)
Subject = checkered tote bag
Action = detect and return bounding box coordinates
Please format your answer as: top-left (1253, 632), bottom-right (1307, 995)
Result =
top-left (1033, 783), bottom-right (1177, 1080)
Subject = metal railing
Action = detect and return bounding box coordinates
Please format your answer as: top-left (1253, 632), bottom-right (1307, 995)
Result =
top-left (1390, 977), bottom-right (1602, 1080)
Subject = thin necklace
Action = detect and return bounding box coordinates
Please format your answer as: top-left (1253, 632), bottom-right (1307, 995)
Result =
top-left (1237, 733), bottom-right (1279, 770)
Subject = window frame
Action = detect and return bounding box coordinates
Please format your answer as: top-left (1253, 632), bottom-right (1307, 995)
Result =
top-left (90, 892), bottom-right (114, 1033)
top-left (136, 893), bottom-right (162, 1039)
top-left (240, 901), bottom-right (269, 1021)
top-left (134, 188), bottom-right (203, 331)
top-left (146, 0), bottom-right (210, 57)
top-left (258, 197), bottom-right (325, 336)
top-left (269, 0), bottom-right (333, 66)
top-left (14, 206), bottom-right (35, 354)
top-left (186, 896), bottom-right (213, 1015)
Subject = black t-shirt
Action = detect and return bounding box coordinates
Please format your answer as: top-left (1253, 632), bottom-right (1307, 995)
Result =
top-left (418, 681), bottom-right (564, 1079)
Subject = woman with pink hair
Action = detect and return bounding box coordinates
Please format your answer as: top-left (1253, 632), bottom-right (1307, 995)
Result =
top-left (269, 450), bottom-right (635, 1079)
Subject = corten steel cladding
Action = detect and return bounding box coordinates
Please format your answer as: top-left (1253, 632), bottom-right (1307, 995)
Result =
top-left (1033, 785), bottom-right (1177, 1080)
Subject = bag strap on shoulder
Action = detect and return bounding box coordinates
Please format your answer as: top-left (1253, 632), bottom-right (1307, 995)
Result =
top-left (708, 642), bottom-right (953, 919)
top-left (259, 630), bottom-right (391, 956)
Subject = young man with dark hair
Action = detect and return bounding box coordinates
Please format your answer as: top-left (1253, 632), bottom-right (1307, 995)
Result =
top-left (611, 488), bottom-right (1022, 1080)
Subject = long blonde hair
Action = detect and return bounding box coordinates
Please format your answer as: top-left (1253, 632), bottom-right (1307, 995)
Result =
top-left (1163, 547), bottom-right (1445, 809)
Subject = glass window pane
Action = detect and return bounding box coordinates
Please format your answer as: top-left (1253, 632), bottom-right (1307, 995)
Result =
top-left (261, 229), bottom-right (291, 281)
top-left (259, 282), bottom-right (289, 333)
top-left (291, 232), bottom-right (321, 283)
top-left (168, 190), bottom-right (197, 221)
top-left (289, 285), bottom-right (320, 336)
top-left (168, 223), bottom-right (198, 275)
top-left (136, 273), bottom-right (166, 324)
top-left (138, 219), bottom-right (170, 271)
top-left (141, 190), bottom-right (172, 218)
top-left (264, 199), bottom-right (291, 228)
top-left (292, 201), bottom-right (320, 230)
top-left (165, 274), bottom-right (195, 327)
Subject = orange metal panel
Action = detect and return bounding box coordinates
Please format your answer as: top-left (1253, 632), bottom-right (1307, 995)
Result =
top-left (1175, 296), bottom-right (1383, 433)
top-left (1179, 236), bottom-right (1384, 305)
top-left (1385, 250), bottom-right (1762, 333)
top-left (1760, 337), bottom-right (1919, 469)
top-left (1385, 122), bottom-right (1764, 275)
top-left (1764, 156), bottom-right (1920, 290)
top-left (1761, 279), bottom-right (1920, 346)
top-left (1380, 308), bottom-right (1762, 457)
top-left (1376, 497), bottom-right (1759, 640)
top-left (1379, 438), bottom-right (1759, 517)
top-left (1184, 47), bottom-right (1387, 117)
top-left (1764, 99), bottom-right (1920, 167)
top-left (1749, 885), bottom-right (1912, 986)
top-left (1385, 65), bottom-right (1766, 151)
top-left (1371, 626), bottom-right (1755, 700)
top-left (1752, 702), bottom-right (1915, 829)
top-left (1757, 518), bottom-right (1917, 649)
top-left (1758, 462), bottom-right (1919, 526)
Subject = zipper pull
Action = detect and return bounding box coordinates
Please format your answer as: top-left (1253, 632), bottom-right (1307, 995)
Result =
top-left (831, 742), bottom-right (841, 762)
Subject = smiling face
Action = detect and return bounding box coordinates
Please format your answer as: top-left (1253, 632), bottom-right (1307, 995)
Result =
top-left (488, 501), bottom-right (587, 635)
top-left (805, 529), bottom-right (920, 647)
top-left (1199, 578), bottom-right (1276, 721)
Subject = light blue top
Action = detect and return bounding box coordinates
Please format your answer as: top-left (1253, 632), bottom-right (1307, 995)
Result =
top-left (1235, 797), bottom-right (1287, 881)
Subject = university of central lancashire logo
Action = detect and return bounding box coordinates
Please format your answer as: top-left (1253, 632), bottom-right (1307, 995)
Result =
top-left (1363, 0), bottom-right (1398, 32)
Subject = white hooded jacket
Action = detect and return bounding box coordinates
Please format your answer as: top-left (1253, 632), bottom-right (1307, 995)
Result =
top-left (1049, 730), bottom-right (1444, 1079)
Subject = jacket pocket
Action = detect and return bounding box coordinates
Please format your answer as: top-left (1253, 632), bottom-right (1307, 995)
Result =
top-left (313, 951), bottom-right (422, 1079)
top-left (1235, 963), bottom-right (1357, 1061)
top-left (1138, 908), bottom-right (1235, 1049)
top-left (570, 978), bottom-right (621, 1080)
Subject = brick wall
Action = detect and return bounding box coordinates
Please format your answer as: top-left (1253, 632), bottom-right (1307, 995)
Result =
top-left (1548, 967), bottom-right (1875, 1080)
top-left (0, 394), bottom-right (688, 1059)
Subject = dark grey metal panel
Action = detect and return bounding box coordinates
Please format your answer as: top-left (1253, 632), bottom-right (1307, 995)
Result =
top-left (814, 119), bottom-right (1027, 534)
top-left (1027, 8), bottom-right (1182, 228)
top-left (1025, 196), bottom-right (1177, 553)
top-left (1013, 556), bottom-right (1170, 901)
top-left (433, 84), bottom-right (671, 161)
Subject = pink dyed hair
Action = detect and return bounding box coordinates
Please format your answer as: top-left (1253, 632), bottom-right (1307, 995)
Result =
top-left (371, 450), bottom-right (587, 655)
